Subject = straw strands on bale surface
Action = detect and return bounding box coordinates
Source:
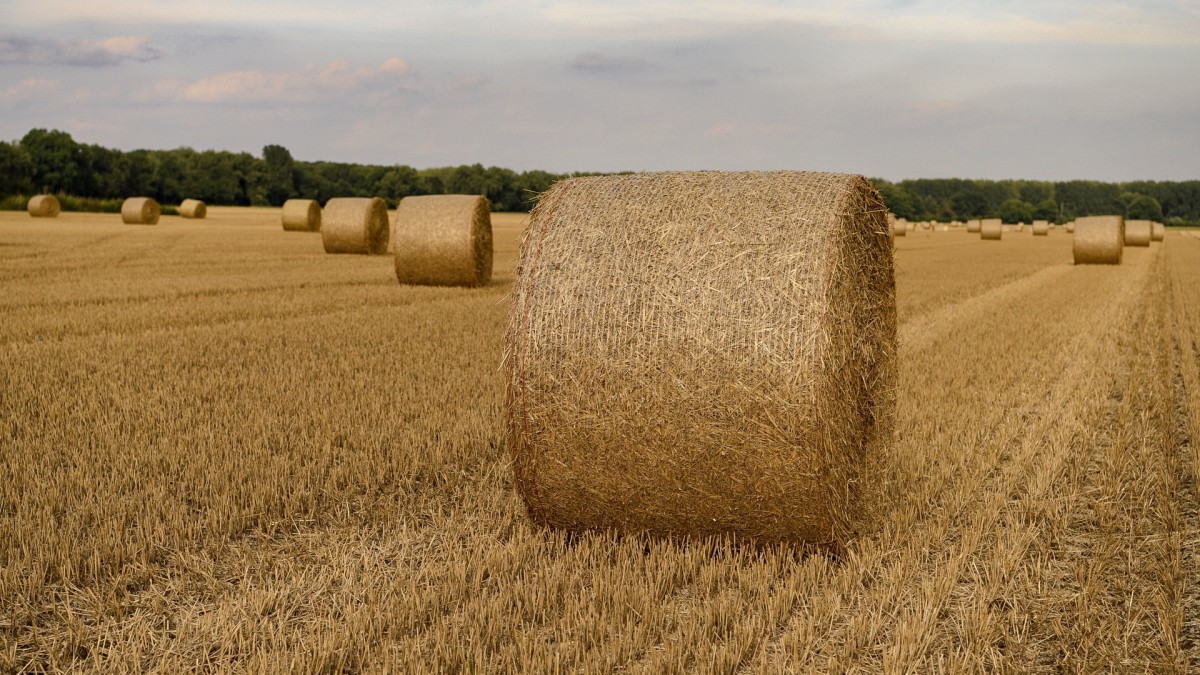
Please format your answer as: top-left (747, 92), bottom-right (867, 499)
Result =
top-left (282, 199), bottom-right (321, 232)
top-left (393, 195), bottom-right (493, 287)
top-left (980, 219), bottom-right (1002, 240)
top-left (121, 197), bottom-right (160, 225)
top-left (179, 199), bottom-right (207, 219)
top-left (506, 171), bottom-right (896, 548)
top-left (1125, 220), bottom-right (1152, 247)
top-left (1073, 215), bottom-right (1124, 265)
top-left (967, 219), bottom-right (982, 233)
top-left (1033, 220), bottom-right (1049, 236)
top-left (1152, 222), bottom-right (1165, 242)
top-left (27, 194), bottom-right (60, 218)
top-left (321, 198), bottom-right (388, 254)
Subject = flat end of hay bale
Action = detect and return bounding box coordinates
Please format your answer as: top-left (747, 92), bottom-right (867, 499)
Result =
top-left (394, 194), bottom-right (493, 287)
top-left (282, 199), bottom-right (322, 232)
top-left (506, 170), bottom-right (896, 547)
top-left (27, 194), bottom-right (60, 218)
top-left (321, 197), bottom-right (388, 254)
top-left (121, 197), bottom-right (160, 225)
top-left (1073, 215), bottom-right (1124, 264)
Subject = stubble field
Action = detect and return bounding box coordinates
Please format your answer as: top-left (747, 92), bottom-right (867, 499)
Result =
top-left (2, 208), bottom-right (1199, 672)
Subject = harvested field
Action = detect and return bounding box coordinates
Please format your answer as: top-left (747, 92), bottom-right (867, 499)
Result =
top-left (2, 207), bottom-right (1198, 672)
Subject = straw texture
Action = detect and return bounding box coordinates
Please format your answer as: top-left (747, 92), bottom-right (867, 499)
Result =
top-left (980, 219), bottom-right (1002, 240)
top-left (179, 199), bottom-right (207, 219)
top-left (1125, 220), bottom-right (1152, 247)
top-left (121, 197), bottom-right (160, 225)
top-left (321, 198), bottom-right (388, 254)
top-left (393, 195), bottom-right (493, 287)
top-left (506, 171), bottom-right (897, 548)
top-left (1073, 215), bottom-right (1124, 265)
top-left (1152, 222), bottom-right (1165, 242)
top-left (282, 199), bottom-right (321, 232)
top-left (27, 195), bottom-right (60, 218)
top-left (967, 219), bottom-right (982, 233)
top-left (1032, 220), bottom-right (1049, 236)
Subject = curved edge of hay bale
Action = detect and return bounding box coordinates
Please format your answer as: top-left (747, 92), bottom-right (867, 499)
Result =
top-left (179, 199), bottom-right (207, 219)
top-left (27, 194), bottom-right (60, 218)
top-left (1152, 222), bottom-right (1165, 242)
top-left (980, 218), bottom-right (1002, 240)
top-left (282, 199), bottom-right (322, 232)
top-left (505, 170), bottom-right (896, 548)
top-left (394, 194), bottom-right (493, 287)
top-left (321, 197), bottom-right (388, 254)
top-left (1073, 215), bottom-right (1124, 264)
top-left (1124, 219), bottom-right (1152, 247)
top-left (121, 197), bottom-right (160, 225)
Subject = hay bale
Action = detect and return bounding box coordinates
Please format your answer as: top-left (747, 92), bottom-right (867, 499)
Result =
top-left (121, 197), bottom-right (160, 225)
top-left (321, 197), bottom-right (388, 254)
top-left (27, 194), bottom-right (60, 218)
top-left (1124, 219), bottom-right (1152, 247)
top-left (179, 199), bottom-right (207, 219)
top-left (506, 171), bottom-right (896, 547)
top-left (967, 219), bottom-right (982, 233)
top-left (920, 221), bottom-right (931, 230)
top-left (1152, 222), bottom-right (1165, 242)
top-left (1073, 215), bottom-right (1124, 264)
top-left (282, 199), bottom-right (321, 232)
top-left (980, 218), bottom-right (1002, 240)
top-left (1066, 222), bottom-right (1076, 233)
top-left (1015, 223), bottom-right (1026, 233)
top-left (393, 195), bottom-right (493, 287)
top-left (890, 213), bottom-right (905, 238)
top-left (1032, 220), bottom-right (1049, 236)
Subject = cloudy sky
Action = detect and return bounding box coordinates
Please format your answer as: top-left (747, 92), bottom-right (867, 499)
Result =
top-left (1, 1), bottom-right (1197, 180)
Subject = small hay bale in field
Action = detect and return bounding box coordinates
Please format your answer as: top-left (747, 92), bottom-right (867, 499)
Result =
top-left (1152, 222), bottom-right (1165, 242)
top-left (890, 213), bottom-right (905, 238)
top-left (1033, 220), bottom-right (1049, 236)
top-left (1066, 222), bottom-right (1076, 233)
top-left (321, 197), bottom-right (388, 254)
top-left (393, 194), bottom-right (493, 287)
top-left (920, 221), bottom-right (931, 230)
top-left (121, 197), bottom-right (160, 225)
top-left (506, 171), bottom-right (896, 548)
top-left (967, 219), bottom-right (982, 233)
top-left (1073, 215), bottom-right (1124, 264)
top-left (27, 194), bottom-right (60, 218)
top-left (179, 199), bottom-right (207, 219)
top-left (1016, 223), bottom-right (1026, 232)
top-left (980, 218), bottom-right (1002, 240)
top-left (282, 199), bottom-right (321, 232)
top-left (1124, 219), bottom-right (1152, 247)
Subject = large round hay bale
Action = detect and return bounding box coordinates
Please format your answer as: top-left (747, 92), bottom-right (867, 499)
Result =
top-left (980, 218), bottom-right (1002, 240)
top-left (967, 219), bottom-right (982, 233)
top-left (1152, 222), bottom-right (1165, 242)
top-left (506, 171), bottom-right (896, 547)
top-left (1073, 215), bottom-right (1124, 264)
top-left (1124, 219), bottom-right (1152, 247)
top-left (27, 194), bottom-right (60, 218)
top-left (393, 195), bottom-right (493, 287)
top-left (1032, 220), bottom-right (1049, 236)
top-left (282, 199), bottom-right (322, 232)
top-left (179, 199), bottom-right (207, 219)
top-left (321, 197), bottom-right (388, 254)
top-left (121, 197), bottom-right (160, 225)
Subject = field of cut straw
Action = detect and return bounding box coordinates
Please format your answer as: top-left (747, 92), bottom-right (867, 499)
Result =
top-left (2, 209), bottom-right (1199, 671)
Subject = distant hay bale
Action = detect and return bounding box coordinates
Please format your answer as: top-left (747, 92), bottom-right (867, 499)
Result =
top-left (920, 221), bottom-right (931, 230)
top-left (506, 171), bottom-right (896, 547)
top-left (121, 197), bottom-right (160, 225)
top-left (393, 195), bottom-right (493, 287)
top-left (179, 199), bottom-right (207, 219)
top-left (980, 218), bottom-right (1002, 240)
top-left (1015, 223), bottom-right (1026, 233)
top-left (1032, 220), bottom-right (1049, 236)
top-left (1066, 222), bottom-right (1076, 233)
top-left (1073, 215), bottom-right (1124, 264)
top-left (1152, 222), bottom-right (1165, 242)
top-left (890, 213), bottom-right (905, 238)
top-left (282, 199), bottom-right (322, 232)
top-left (27, 194), bottom-right (60, 218)
top-left (1124, 219), bottom-right (1152, 247)
top-left (967, 219), bottom-right (982, 233)
top-left (321, 197), bottom-right (388, 254)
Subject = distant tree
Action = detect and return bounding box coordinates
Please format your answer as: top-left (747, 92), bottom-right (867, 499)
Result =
top-left (0, 141), bottom-right (34, 195)
top-left (950, 188), bottom-right (989, 220)
top-left (21, 128), bottom-right (82, 193)
top-left (997, 198), bottom-right (1034, 224)
top-left (262, 144), bottom-right (296, 206)
top-left (873, 180), bottom-right (915, 220)
top-left (1032, 198), bottom-right (1058, 222)
top-left (1123, 193), bottom-right (1164, 221)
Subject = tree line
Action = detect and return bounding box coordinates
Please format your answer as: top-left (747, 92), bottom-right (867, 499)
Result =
top-left (1, 128), bottom-right (1197, 222)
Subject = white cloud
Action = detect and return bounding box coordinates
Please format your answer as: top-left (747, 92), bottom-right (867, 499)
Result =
top-left (0, 77), bottom-right (58, 101)
top-left (173, 57), bottom-right (412, 103)
top-left (0, 35), bottom-right (161, 66)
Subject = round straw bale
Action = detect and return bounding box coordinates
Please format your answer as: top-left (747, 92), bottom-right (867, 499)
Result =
top-left (1073, 215), bottom-right (1124, 265)
top-left (967, 219), bottom-right (982, 233)
top-left (121, 197), bottom-right (160, 225)
top-left (506, 171), bottom-right (896, 547)
top-left (179, 199), bottom-right (207, 219)
top-left (27, 194), bottom-right (60, 218)
top-left (282, 199), bottom-right (322, 232)
top-left (890, 213), bottom-right (905, 238)
top-left (321, 197), bottom-right (388, 254)
top-left (1124, 219), bottom-right (1152, 247)
top-left (1066, 222), bottom-right (1076, 233)
top-left (920, 221), bottom-right (931, 230)
top-left (980, 218), bottom-right (1002, 240)
top-left (393, 195), bottom-right (493, 287)
top-left (1032, 220), bottom-right (1049, 236)
top-left (1152, 222), bottom-right (1165, 242)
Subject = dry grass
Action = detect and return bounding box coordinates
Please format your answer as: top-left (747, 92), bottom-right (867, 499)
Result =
top-left (1, 208), bottom-right (1198, 671)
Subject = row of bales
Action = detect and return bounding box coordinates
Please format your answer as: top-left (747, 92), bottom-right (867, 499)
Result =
top-left (27, 194), bottom-right (207, 224)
